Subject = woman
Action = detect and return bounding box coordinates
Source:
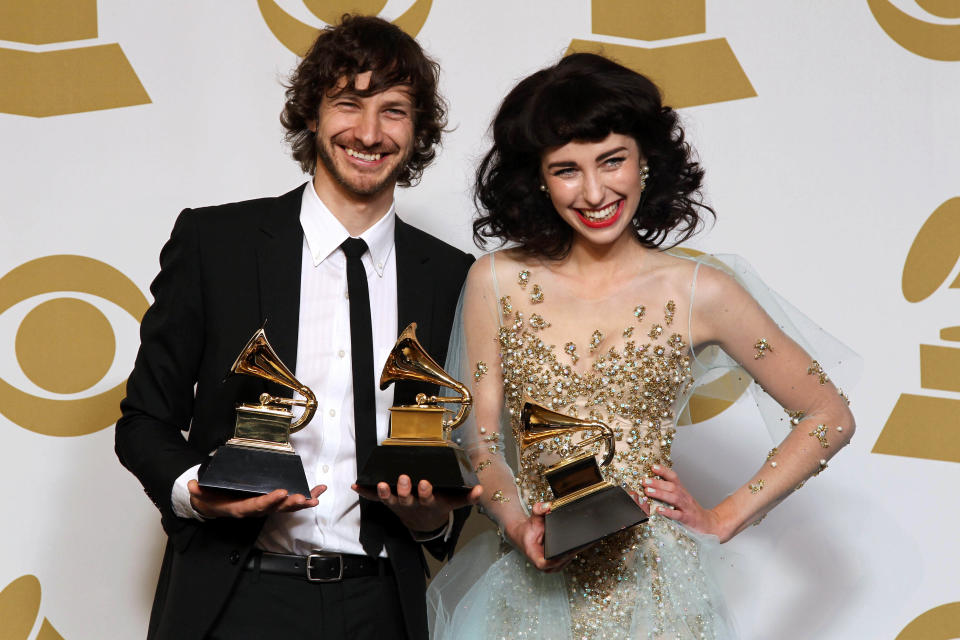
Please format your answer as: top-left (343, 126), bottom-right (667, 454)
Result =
top-left (429, 53), bottom-right (857, 639)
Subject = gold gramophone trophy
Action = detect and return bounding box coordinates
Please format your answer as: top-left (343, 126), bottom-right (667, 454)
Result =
top-left (198, 327), bottom-right (317, 496)
top-left (355, 323), bottom-right (477, 494)
top-left (520, 400), bottom-right (647, 559)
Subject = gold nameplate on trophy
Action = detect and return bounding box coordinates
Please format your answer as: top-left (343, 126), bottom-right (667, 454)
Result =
top-left (197, 327), bottom-right (317, 496)
top-left (520, 399), bottom-right (647, 558)
top-left (356, 323), bottom-right (478, 493)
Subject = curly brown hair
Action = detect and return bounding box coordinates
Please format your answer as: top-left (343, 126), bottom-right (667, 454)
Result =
top-left (280, 14), bottom-right (447, 186)
top-left (474, 53), bottom-right (713, 258)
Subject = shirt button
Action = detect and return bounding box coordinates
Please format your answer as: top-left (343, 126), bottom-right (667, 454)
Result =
top-left (338, 349), bottom-right (345, 358)
top-left (322, 464), bottom-right (330, 473)
top-left (329, 409), bottom-right (336, 417)
top-left (376, 262), bottom-right (383, 271)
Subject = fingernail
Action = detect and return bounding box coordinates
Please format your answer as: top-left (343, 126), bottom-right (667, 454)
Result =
top-left (399, 477), bottom-right (410, 487)
top-left (652, 464), bottom-right (661, 471)
top-left (646, 487), bottom-right (656, 494)
top-left (644, 478), bottom-right (652, 485)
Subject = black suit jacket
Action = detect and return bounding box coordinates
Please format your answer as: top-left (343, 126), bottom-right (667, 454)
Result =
top-left (116, 184), bottom-right (473, 640)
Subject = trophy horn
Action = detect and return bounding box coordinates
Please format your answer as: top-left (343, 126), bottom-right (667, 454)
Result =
top-left (380, 323), bottom-right (472, 429)
top-left (519, 400), bottom-right (615, 467)
top-left (230, 327), bottom-right (318, 433)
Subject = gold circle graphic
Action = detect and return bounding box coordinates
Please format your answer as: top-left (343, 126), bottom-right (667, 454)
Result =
top-left (0, 255), bottom-right (148, 437)
top-left (258, 0), bottom-right (433, 56)
top-left (867, 0), bottom-right (960, 61)
top-left (0, 574), bottom-right (41, 640)
top-left (902, 197), bottom-right (960, 302)
top-left (16, 298), bottom-right (116, 394)
top-left (897, 602), bottom-right (960, 639)
top-left (916, 0), bottom-right (960, 19)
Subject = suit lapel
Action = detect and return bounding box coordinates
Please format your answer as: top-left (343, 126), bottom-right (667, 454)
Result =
top-left (395, 217), bottom-right (435, 353)
top-left (256, 184), bottom-right (306, 373)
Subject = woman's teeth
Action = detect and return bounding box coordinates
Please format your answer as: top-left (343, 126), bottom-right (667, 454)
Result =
top-left (346, 148), bottom-right (382, 162)
top-left (579, 201), bottom-right (619, 221)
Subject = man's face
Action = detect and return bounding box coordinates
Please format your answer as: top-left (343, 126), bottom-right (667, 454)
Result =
top-left (313, 71), bottom-right (415, 199)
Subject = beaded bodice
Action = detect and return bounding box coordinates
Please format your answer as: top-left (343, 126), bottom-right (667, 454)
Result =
top-left (493, 267), bottom-right (695, 510)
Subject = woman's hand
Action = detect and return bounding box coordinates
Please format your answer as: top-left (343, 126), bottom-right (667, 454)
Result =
top-left (504, 503), bottom-right (576, 573)
top-left (642, 465), bottom-right (731, 542)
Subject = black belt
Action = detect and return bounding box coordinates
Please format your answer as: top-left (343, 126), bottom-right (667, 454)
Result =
top-left (246, 551), bottom-right (392, 583)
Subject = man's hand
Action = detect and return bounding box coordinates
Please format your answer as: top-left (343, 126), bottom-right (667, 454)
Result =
top-left (187, 480), bottom-right (326, 519)
top-left (351, 475), bottom-right (482, 533)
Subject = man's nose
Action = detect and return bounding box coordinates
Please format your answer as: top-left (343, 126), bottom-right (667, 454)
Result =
top-left (355, 108), bottom-right (382, 148)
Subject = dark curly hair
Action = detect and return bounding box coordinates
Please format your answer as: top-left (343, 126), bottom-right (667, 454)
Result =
top-left (474, 53), bottom-right (713, 257)
top-left (280, 14), bottom-right (446, 186)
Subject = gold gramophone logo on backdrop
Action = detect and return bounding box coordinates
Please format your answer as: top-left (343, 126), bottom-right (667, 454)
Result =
top-left (567, 0), bottom-right (756, 108)
top-left (873, 198), bottom-right (960, 463)
top-left (0, 255), bottom-right (148, 437)
top-left (867, 0), bottom-right (960, 61)
top-left (0, 575), bottom-right (66, 640)
top-left (0, 0), bottom-right (150, 117)
top-left (258, 0), bottom-right (433, 56)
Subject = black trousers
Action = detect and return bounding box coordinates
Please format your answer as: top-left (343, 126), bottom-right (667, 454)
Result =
top-left (207, 566), bottom-right (407, 639)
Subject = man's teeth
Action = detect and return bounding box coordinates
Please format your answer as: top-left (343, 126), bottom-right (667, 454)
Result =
top-left (579, 201), bottom-right (619, 221)
top-left (346, 148), bottom-right (382, 162)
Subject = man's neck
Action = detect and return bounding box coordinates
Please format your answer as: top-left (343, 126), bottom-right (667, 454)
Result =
top-left (312, 172), bottom-right (395, 237)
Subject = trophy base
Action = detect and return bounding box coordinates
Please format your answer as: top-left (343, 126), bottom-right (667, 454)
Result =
top-left (544, 484), bottom-right (648, 559)
top-left (198, 443), bottom-right (311, 497)
top-left (356, 445), bottom-right (478, 495)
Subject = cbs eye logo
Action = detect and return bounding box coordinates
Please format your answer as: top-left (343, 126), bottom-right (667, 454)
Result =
top-left (868, 0), bottom-right (960, 60)
top-left (0, 255), bottom-right (147, 437)
top-left (258, 0), bottom-right (433, 56)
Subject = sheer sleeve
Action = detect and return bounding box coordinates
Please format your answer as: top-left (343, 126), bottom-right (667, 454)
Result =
top-left (681, 254), bottom-right (859, 537)
top-left (445, 253), bottom-right (530, 533)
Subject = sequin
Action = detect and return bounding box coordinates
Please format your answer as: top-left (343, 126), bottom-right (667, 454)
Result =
top-left (809, 423), bottom-right (830, 448)
top-left (648, 324), bottom-right (663, 339)
top-left (664, 300), bottom-right (676, 326)
top-left (530, 284), bottom-right (544, 304)
top-left (633, 305), bottom-right (646, 320)
top-left (749, 479), bottom-right (764, 494)
top-left (518, 270), bottom-right (530, 289)
top-left (474, 361), bottom-right (488, 382)
top-left (589, 329), bottom-right (604, 352)
top-left (785, 408), bottom-right (805, 427)
top-left (500, 296), bottom-right (513, 316)
top-left (491, 489), bottom-right (510, 503)
top-left (623, 326), bottom-right (634, 338)
top-left (564, 341), bottom-right (580, 364)
top-left (766, 447), bottom-right (779, 460)
top-left (838, 388), bottom-right (851, 405)
top-left (807, 360), bottom-right (829, 385)
top-left (529, 313), bottom-right (551, 330)
top-left (475, 460), bottom-right (491, 472)
top-left (753, 338), bottom-right (773, 360)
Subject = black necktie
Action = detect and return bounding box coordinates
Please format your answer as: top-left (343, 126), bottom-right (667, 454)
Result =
top-left (341, 238), bottom-right (382, 555)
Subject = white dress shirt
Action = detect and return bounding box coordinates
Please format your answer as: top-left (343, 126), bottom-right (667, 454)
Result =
top-left (172, 182), bottom-right (422, 556)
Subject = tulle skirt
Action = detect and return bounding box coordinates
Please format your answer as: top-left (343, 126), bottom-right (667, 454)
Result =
top-left (428, 515), bottom-right (738, 639)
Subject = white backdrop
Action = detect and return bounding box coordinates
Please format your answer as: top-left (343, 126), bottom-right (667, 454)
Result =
top-left (2, 1), bottom-right (959, 638)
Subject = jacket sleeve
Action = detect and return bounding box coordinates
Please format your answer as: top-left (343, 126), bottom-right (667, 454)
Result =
top-left (115, 209), bottom-right (210, 530)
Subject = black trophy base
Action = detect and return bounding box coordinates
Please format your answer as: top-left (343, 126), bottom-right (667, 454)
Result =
top-left (198, 444), bottom-right (310, 497)
top-left (544, 485), bottom-right (648, 559)
top-left (356, 445), bottom-right (478, 495)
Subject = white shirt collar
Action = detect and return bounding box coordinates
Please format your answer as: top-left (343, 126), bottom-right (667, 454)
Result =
top-left (299, 181), bottom-right (396, 276)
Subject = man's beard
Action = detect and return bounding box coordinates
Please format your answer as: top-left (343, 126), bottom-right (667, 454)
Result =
top-left (316, 136), bottom-right (409, 197)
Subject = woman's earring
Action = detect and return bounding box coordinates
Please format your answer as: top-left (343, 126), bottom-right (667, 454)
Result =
top-left (639, 166), bottom-right (650, 192)
top-left (539, 183), bottom-right (548, 193)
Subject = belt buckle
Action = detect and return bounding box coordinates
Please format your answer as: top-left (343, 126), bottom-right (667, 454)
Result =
top-left (306, 552), bottom-right (343, 582)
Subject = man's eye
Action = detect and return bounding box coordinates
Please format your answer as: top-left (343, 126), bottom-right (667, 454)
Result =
top-left (385, 108), bottom-right (409, 118)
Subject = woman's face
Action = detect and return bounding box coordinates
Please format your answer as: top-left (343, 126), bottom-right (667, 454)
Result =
top-left (540, 132), bottom-right (647, 247)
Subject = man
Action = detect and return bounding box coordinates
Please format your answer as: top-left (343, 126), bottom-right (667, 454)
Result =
top-left (116, 15), bottom-right (478, 640)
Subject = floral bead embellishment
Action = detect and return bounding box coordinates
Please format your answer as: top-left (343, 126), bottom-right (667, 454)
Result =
top-left (664, 300), bottom-right (676, 326)
top-left (809, 423), bottom-right (830, 448)
top-left (814, 459), bottom-right (828, 476)
top-left (475, 460), bottom-right (491, 473)
top-left (634, 304), bottom-right (646, 320)
top-left (500, 296), bottom-right (513, 316)
top-left (838, 388), bottom-right (851, 405)
top-left (474, 361), bottom-right (488, 382)
top-left (623, 326), bottom-right (634, 338)
top-left (648, 324), bottom-right (663, 340)
top-left (668, 333), bottom-right (685, 350)
top-left (807, 360), bottom-right (829, 384)
top-left (517, 270), bottom-right (530, 290)
top-left (753, 338), bottom-right (773, 359)
top-left (785, 408), bottom-right (805, 427)
top-left (564, 342), bottom-right (579, 364)
top-left (529, 313), bottom-right (551, 330)
top-left (530, 284), bottom-right (544, 304)
top-left (767, 447), bottom-right (779, 468)
top-left (589, 329), bottom-right (604, 352)
top-left (491, 489), bottom-right (510, 503)
top-left (749, 479), bottom-right (765, 494)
